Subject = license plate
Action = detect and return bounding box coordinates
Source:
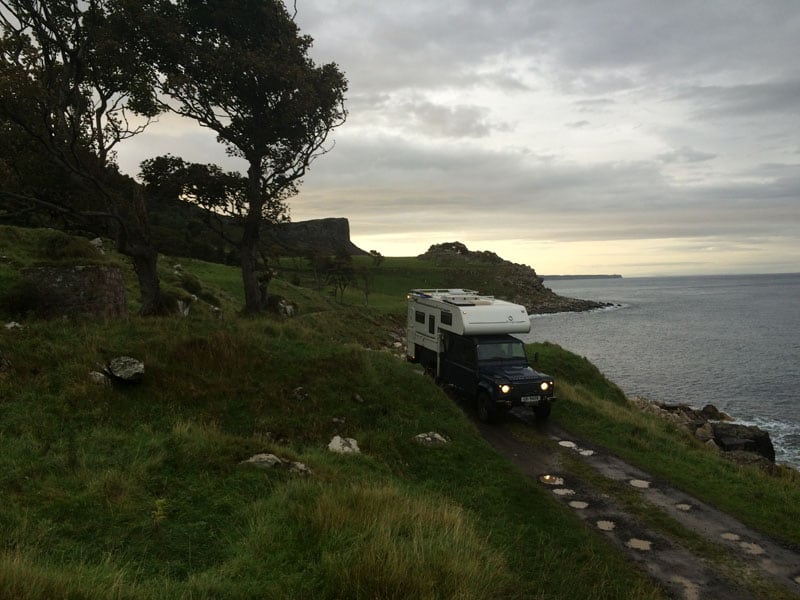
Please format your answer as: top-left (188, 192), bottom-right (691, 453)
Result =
top-left (521, 396), bottom-right (539, 404)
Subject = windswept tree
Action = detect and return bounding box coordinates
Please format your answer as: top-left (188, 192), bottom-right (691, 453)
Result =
top-left (137, 0), bottom-right (347, 313)
top-left (140, 153), bottom-right (290, 301)
top-left (0, 0), bottom-right (166, 314)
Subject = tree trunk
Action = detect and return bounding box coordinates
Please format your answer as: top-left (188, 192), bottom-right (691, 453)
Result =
top-left (240, 240), bottom-right (263, 314)
top-left (240, 160), bottom-right (266, 314)
top-left (130, 245), bottom-right (165, 316)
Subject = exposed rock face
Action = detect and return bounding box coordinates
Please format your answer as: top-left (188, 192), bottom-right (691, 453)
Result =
top-left (712, 422), bottom-right (776, 462)
top-left (418, 242), bottom-right (610, 314)
top-left (263, 218), bottom-right (367, 256)
top-left (21, 265), bottom-right (127, 318)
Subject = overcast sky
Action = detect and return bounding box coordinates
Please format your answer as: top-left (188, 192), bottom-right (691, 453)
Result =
top-left (117, 0), bottom-right (800, 277)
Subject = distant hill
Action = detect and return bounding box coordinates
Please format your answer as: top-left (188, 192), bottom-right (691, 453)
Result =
top-left (541, 274), bottom-right (623, 280)
top-left (418, 242), bottom-right (611, 313)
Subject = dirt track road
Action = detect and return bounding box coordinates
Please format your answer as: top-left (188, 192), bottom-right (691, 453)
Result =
top-left (475, 410), bottom-right (800, 600)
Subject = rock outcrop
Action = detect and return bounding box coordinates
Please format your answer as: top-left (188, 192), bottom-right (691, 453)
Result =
top-left (263, 218), bottom-right (367, 256)
top-left (711, 422), bottom-right (776, 462)
top-left (418, 242), bottom-right (611, 314)
top-left (632, 398), bottom-right (777, 465)
top-left (21, 265), bottom-right (127, 319)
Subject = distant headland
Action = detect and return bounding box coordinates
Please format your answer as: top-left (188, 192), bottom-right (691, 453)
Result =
top-left (541, 274), bottom-right (623, 280)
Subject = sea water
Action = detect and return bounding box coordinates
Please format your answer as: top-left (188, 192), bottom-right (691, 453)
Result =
top-left (516, 273), bottom-right (800, 468)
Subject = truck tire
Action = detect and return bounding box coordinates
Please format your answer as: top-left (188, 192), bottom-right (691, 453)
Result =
top-left (533, 401), bottom-right (551, 420)
top-left (477, 392), bottom-right (496, 424)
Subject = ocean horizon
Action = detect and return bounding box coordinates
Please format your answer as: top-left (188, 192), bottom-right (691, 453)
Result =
top-left (517, 273), bottom-right (800, 468)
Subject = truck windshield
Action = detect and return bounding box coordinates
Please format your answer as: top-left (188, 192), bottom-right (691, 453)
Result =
top-left (476, 342), bottom-right (527, 362)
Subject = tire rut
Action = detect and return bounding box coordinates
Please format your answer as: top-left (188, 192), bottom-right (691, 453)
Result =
top-left (474, 411), bottom-right (800, 600)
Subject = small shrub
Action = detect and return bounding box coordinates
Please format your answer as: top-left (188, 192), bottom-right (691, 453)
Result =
top-left (198, 291), bottom-right (220, 307)
top-left (178, 273), bottom-right (203, 295)
top-left (37, 231), bottom-right (100, 262)
top-left (160, 289), bottom-right (194, 315)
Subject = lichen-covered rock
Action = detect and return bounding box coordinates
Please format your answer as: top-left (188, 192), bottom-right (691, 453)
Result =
top-left (328, 435), bottom-right (360, 454)
top-left (242, 453), bottom-right (285, 469)
top-left (241, 453), bottom-right (312, 475)
top-left (414, 432), bottom-right (449, 446)
top-left (105, 356), bottom-right (145, 383)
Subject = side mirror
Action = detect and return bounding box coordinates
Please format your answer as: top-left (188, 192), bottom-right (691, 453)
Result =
top-left (532, 352), bottom-right (539, 365)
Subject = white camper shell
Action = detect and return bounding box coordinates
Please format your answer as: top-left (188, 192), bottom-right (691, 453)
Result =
top-left (406, 289), bottom-right (531, 362)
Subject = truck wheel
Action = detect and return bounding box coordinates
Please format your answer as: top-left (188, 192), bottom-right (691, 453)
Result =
top-left (533, 401), bottom-right (551, 420)
top-left (477, 392), bottom-right (495, 424)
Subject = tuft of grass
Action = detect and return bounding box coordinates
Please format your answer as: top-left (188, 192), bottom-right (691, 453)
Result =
top-left (313, 482), bottom-right (516, 599)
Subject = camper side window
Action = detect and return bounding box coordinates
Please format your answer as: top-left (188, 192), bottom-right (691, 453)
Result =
top-left (441, 311), bottom-right (452, 326)
top-left (428, 315), bottom-right (436, 334)
top-left (415, 311), bottom-right (425, 324)
top-left (449, 336), bottom-right (475, 368)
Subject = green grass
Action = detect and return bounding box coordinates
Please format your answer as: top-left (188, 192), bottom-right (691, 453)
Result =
top-left (1, 225), bottom-right (796, 598)
top-left (0, 295), bottom-right (662, 598)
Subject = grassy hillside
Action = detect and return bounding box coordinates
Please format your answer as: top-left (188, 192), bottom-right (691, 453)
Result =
top-left (1, 226), bottom-right (798, 599)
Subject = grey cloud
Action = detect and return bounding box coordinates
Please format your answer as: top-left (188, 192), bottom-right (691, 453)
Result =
top-left (298, 132), bottom-right (795, 241)
top-left (397, 101), bottom-right (511, 138)
top-left (658, 146), bottom-right (716, 164)
top-left (679, 80), bottom-right (800, 119)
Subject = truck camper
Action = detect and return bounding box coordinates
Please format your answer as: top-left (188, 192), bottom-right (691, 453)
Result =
top-left (406, 289), bottom-right (555, 422)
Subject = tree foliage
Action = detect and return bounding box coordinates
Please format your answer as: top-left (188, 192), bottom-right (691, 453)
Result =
top-left (0, 0), bottom-right (167, 314)
top-left (324, 247), bottom-right (355, 304)
top-left (1, 0), bottom-right (349, 316)
top-left (140, 154), bottom-right (289, 244)
top-left (140, 153), bottom-right (290, 277)
top-left (135, 0), bottom-right (348, 313)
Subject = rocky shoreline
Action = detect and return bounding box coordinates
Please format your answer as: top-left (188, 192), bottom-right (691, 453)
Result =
top-left (418, 242), bottom-right (613, 314)
top-left (630, 397), bottom-right (785, 472)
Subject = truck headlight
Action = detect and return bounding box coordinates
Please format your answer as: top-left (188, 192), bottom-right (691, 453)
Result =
top-left (499, 384), bottom-right (511, 394)
top-left (540, 381), bottom-right (551, 392)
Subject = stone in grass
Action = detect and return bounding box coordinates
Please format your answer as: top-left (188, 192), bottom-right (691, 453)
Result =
top-left (414, 432), bottom-right (449, 446)
top-left (104, 356), bottom-right (145, 383)
top-left (241, 453), bottom-right (312, 476)
top-left (242, 453), bottom-right (284, 469)
top-left (88, 371), bottom-right (110, 386)
top-left (328, 435), bottom-right (360, 454)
